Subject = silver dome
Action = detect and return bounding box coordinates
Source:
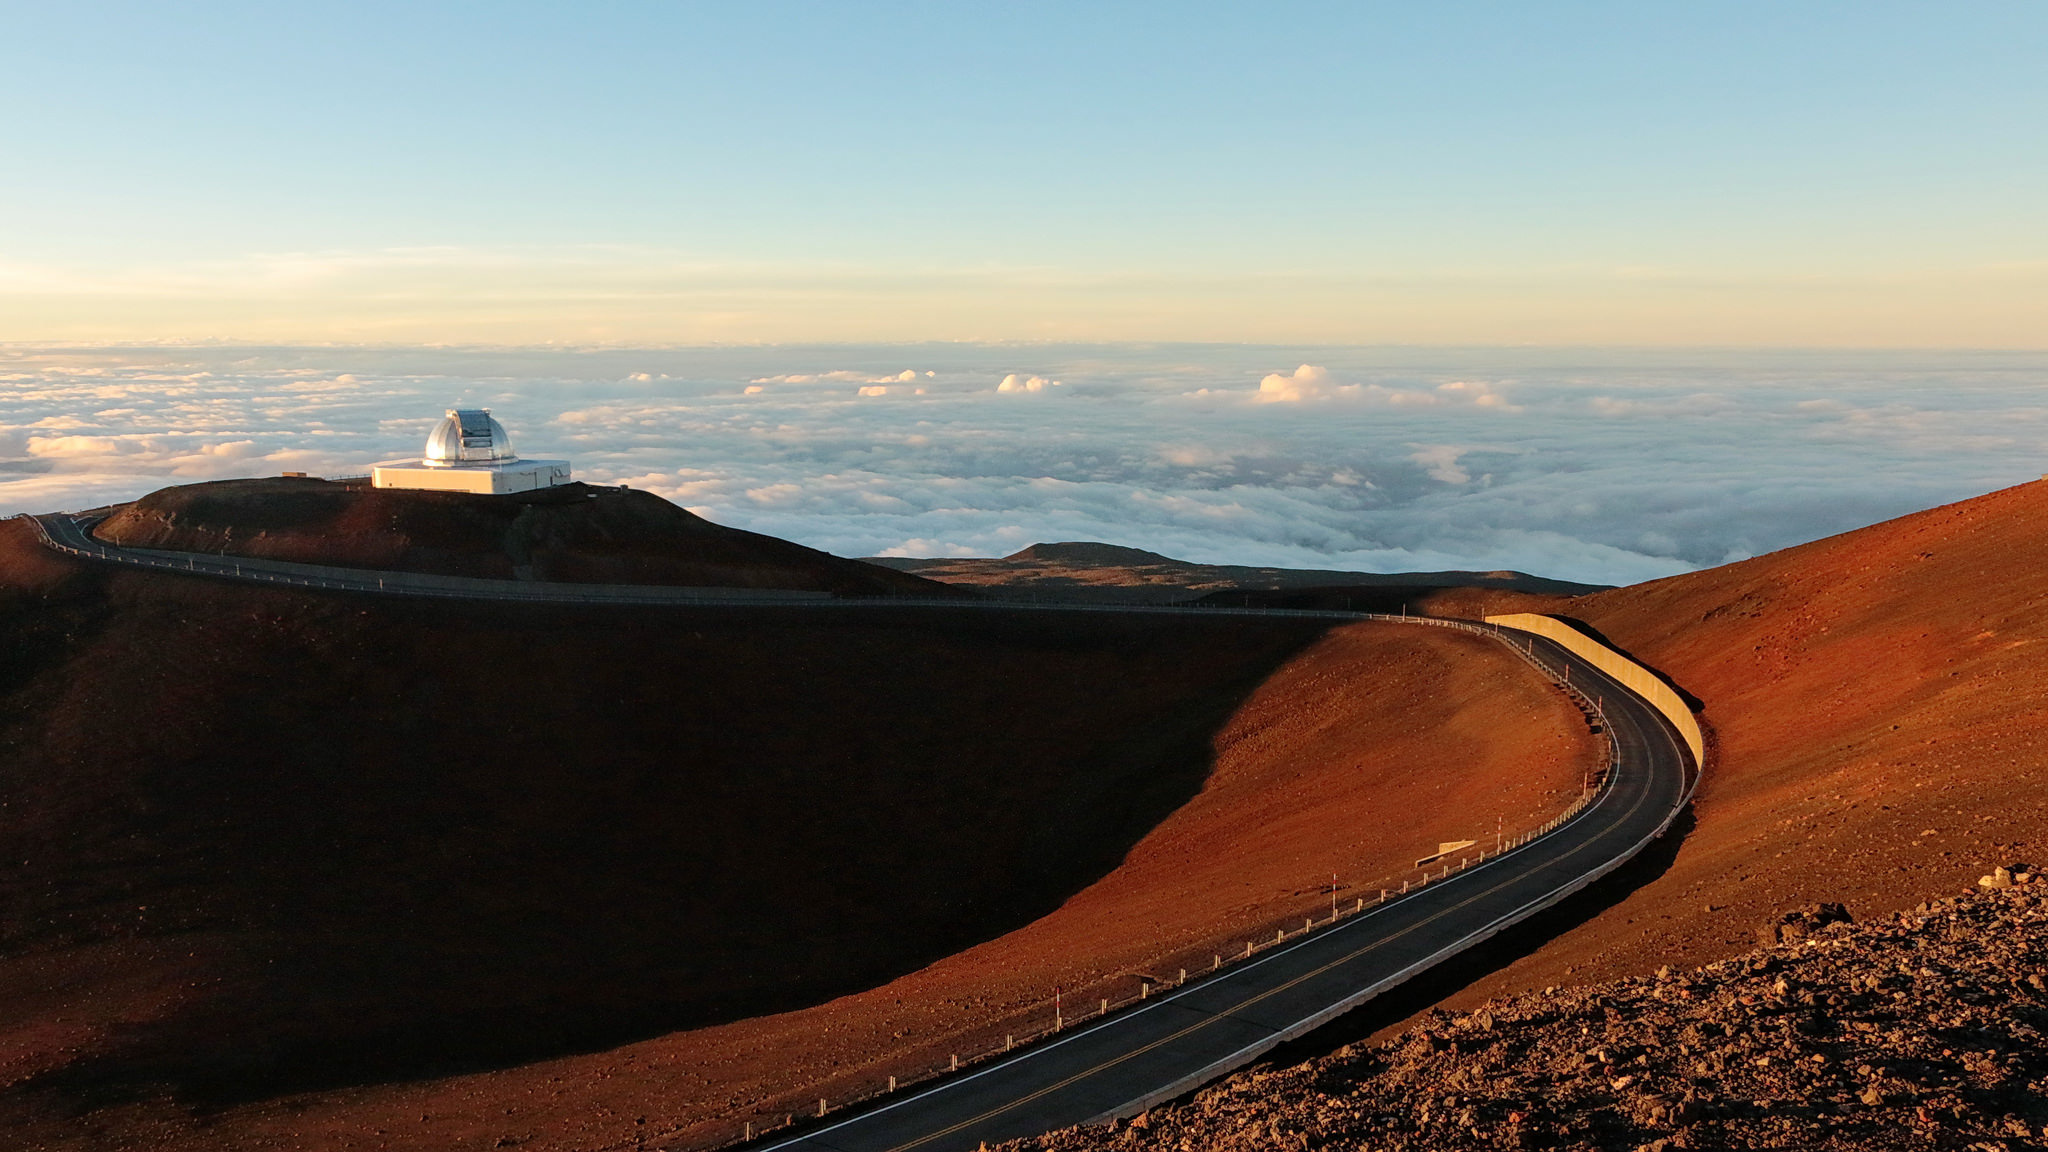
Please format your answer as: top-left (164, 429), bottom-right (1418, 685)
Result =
top-left (423, 408), bottom-right (518, 465)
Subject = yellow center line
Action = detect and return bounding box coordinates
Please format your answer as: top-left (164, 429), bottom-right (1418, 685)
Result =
top-left (881, 749), bottom-right (1660, 1152)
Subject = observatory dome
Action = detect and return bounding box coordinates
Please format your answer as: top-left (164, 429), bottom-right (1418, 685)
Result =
top-left (424, 409), bottom-right (517, 466)
top-left (372, 406), bottom-right (569, 494)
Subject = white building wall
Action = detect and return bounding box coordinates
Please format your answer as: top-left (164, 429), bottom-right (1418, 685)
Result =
top-left (372, 459), bottom-right (572, 494)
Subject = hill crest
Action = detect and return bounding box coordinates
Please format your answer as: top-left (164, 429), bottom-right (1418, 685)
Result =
top-left (92, 476), bottom-right (949, 598)
top-left (867, 541), bottom-right (1605, 605)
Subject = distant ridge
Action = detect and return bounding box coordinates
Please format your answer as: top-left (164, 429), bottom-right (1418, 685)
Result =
top-left (1004, 541), bottom-right (1181, 566)
top-left (865, 540), bottom-right (1608, 604)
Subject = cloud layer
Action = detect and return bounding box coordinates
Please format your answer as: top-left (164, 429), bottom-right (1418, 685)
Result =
top-left (1, 345), bottom-right (2043, 585)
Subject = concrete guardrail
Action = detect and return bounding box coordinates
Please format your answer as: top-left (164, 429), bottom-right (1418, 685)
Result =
top-left (1484, 612), bottom-right (1704, 768)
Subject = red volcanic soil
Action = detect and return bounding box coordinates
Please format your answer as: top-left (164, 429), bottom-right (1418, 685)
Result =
top-left (93, 476), bottom-right (949, 596)
top-left (0, 517), bottom-right (1595, 1150)
top-left (1342, 478), bottom-right (2048, 1037)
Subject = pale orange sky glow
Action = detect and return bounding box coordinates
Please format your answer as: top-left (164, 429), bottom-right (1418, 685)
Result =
top-left (3, 248), bottom-right (2043, 347)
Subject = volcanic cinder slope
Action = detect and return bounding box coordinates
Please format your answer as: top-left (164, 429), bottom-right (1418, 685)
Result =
top-left (1008, 478), bottom-right (2048, 1152)
top-left (0, 487), bottom-right (1598, 1151)
top-left (1379, 477), bottom-right (2048, 1015)
top-left (1015, 473), bottom-right (2048, 1147)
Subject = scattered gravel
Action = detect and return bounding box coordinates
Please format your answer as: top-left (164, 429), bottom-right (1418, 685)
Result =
top-left (1012, 882), bottom-right (2048, 1151)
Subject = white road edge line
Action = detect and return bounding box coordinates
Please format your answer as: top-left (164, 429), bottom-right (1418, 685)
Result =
top-left (752, 634), bottom-right (1675, 1151)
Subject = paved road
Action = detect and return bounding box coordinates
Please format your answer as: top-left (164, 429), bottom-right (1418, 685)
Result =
top-left (31, 514), bottom-right (837, 604)
top-left (23, 511), bottom-right (1697, 1152)
top-left (753, 628), bottom-right (1691, 1152)
top-left (26, 514), bottom-right (1449, 616)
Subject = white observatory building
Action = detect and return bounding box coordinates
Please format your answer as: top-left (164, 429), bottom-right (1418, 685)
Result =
top-left (371, 409), bottom-right (572, 495)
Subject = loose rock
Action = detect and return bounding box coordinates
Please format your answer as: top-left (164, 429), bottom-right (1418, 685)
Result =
top-left (1010, 887), bottom-right (2048, 1152)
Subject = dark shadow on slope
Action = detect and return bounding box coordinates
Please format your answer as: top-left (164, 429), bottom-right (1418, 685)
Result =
top-left (0, 549), bottom-right (1334, 1109)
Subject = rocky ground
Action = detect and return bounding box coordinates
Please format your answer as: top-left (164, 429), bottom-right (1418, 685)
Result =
top-left (1016, 875), bottom-right (2048, 1152)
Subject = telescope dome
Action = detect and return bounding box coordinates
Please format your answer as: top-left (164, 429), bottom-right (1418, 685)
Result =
top-left (424, 409), bottom-right (518, 465)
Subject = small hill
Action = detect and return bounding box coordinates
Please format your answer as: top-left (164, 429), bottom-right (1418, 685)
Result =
top-left (1004, 542), bottom-right (1182, 566)
top-left (868, 541), bottom-right (1606, 605)
top-left (93, 476), bottom-right (950, 597)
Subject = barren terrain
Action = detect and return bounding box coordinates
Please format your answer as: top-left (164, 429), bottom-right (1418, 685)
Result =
top-left (998, 477), bottom-right (2048, 1150)
top-left (38, 473), bottom-right (2037, 1151)
top-left (1352, 477), bottom-right (2048, 1027)
top-left (0, 496), bottom-right (1595, 1150)
top-left (95, 476), bottom-right (948, 596)
top-left (1017, 883), bottom-right (2048, 1152)
top-left (868, 542), bottom-right (1604, 605)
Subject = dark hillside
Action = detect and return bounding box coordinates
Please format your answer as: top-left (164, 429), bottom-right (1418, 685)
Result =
top-left (871, 541), bottom-right (1605, 605)
top-left (0, 516), bottom-right (1330, 1114)
top-left (92, 477), bottom-right (948, 596)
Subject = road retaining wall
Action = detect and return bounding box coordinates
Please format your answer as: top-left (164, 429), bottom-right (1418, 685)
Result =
top-left (1484, 612), bottom-right (1704, 769)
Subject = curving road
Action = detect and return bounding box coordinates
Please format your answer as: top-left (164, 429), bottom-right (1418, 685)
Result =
top-left (750, 627), bottom-right (1692, 1152)
top-left (22, 512), bottom-right (1697, 1152)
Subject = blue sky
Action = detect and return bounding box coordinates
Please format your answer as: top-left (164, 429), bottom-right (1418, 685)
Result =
top-left (3, 2), bottom-right (2043, 344)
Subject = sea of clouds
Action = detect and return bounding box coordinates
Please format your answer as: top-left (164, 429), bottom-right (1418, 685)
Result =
top-left (1, 344), bottom-right (2042, 586)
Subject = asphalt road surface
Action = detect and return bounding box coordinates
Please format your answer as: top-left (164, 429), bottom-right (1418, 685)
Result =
top-left (24, 511), bottom-right (1696, 1152)
top-left (752, 625), bottom-right (1691, 1152)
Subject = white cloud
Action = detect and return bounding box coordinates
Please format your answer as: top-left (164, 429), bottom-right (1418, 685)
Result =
top-left (1409, 445), bottom-right (1472, 485)
top-left (1435, 380), bottom-right (1521, 411)
top-left (997, 374), bottom-right (1059, 393)
top-left (751, 369), bottom-right (927, 385)
top-left (0, 345), bottom-right (2041, 585)
top-left (1591, 393), bottom-right (1735, 417)
top-left (1259, 366), bottom-right (1519, 410)
top-left (1257, 364), bottom-right (1337, 402)
top-left (28, 435), bottom-right (127, 458)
